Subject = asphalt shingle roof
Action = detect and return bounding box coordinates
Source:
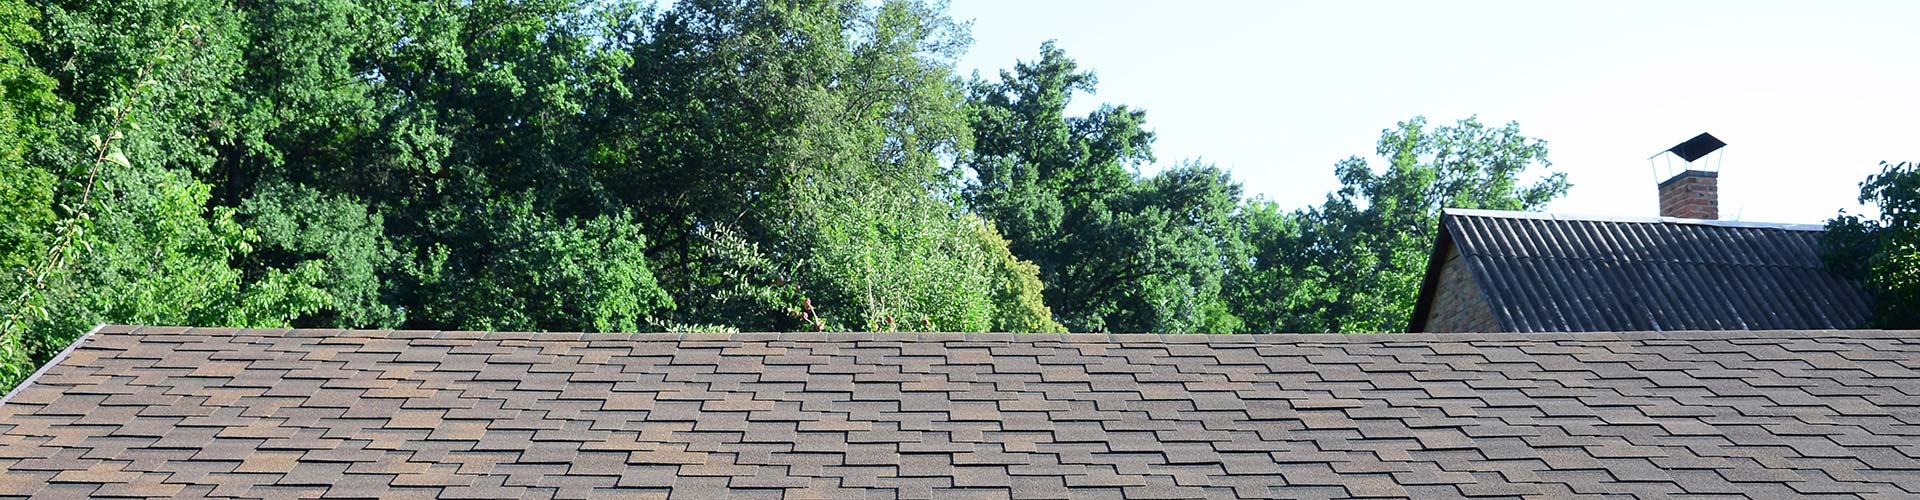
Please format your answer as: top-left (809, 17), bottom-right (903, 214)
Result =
top-left (4, 325), bottom-right (1920, 499)
top-left (1411, 209), bottom-right (1873, 333)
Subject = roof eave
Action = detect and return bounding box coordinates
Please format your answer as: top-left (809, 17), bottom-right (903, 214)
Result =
top-left (0, 323), bottom-right (106, 406)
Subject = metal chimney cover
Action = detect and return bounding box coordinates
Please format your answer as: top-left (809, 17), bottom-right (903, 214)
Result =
top-left (1665, 132), bottom-right (1727, 163)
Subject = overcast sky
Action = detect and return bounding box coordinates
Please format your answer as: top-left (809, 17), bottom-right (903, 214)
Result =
top-left (948, 0), bottom-right (1918, 223)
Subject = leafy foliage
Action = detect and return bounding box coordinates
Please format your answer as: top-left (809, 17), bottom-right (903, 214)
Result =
top-left (1227, 117), bottom-right (1568, 332)
top-left (0, 0), bottom-right (1578, 394)
top-left (240, 181), bottom-right (402, 328)
top-left (0, 1), bottom-right (330, 390)
top-left (0, 0), bottom-right (61, 277)
top-left (968, 219), bottom-right (1065, 333)
top-left (1824, 161), bottom-right (1920, 328)
top-left (964, 43), bottom-right (1242, 333)
top-left (404, 194), bottom-right (672, 333)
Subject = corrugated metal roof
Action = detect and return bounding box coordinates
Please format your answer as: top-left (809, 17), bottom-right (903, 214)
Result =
top-left (1416, 209), bottom-right (1871, 333)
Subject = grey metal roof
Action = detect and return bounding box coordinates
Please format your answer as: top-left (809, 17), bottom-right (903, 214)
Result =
top-left (4, 326), bottom-right (1920, 499)
top-left (1412, 209), bottom-right (1872, 333)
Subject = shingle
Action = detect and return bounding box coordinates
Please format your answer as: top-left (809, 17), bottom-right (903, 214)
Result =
top-left (5, 327), bottom-right (1920, 499)
top-left (230, 450), bottom-right (304, 474)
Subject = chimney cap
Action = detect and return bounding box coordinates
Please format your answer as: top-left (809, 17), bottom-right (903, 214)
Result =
top-left (1649, 132), bottom-right (1727, 162)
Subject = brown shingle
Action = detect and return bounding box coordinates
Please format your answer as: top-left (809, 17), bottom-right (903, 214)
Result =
top-left (231, 450), bottom-right (304, 474)
top-left (3, 326), bottom-right (1920, 499)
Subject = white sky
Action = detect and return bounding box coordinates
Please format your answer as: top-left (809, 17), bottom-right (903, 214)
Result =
top-left (949, 0), bottom-right (1919, 223)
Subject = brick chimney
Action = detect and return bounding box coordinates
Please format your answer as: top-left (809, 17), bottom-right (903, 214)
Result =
top-left (1658, 170), bottom-right (1718, 219)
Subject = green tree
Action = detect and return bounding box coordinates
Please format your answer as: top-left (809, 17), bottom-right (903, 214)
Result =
top-left (404, 194), bottom-right (673, 332)
top-left (969, 219), bottom-right (1065, 333)
top-left (0, 0), bottom-right (1078, 394)
top-left (2, 3), bottom-right (328, 390)
top-left (965, 43), bottom-right (1242, 333)
top-left (1824, 161), bottom-right (1920, 328)
top-left (0, 0), bottom-right (1602, 385)
top-left (1229, 116), bottom-right (1568, 332)
top-left (1220, 200), bottom-right (1301, 332)
top-left (588, 0), bottom-right (1062, 333)
top-left (772, 189), bottom-right (1058, 332)
top-left (238, 0), bottom-right (653, 330)
top-left (239, 181), bottom-right (402, 328)
top-left (0, 0), bottom-right (62, 275)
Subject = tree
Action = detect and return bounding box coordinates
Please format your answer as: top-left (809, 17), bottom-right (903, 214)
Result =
top-left (965, 43), bottom-right (1243, 333)
top-left (403, 194), bottom-right (673, 332)
top-left (969, 219), bottom-right (1065, 333)
top-left (2, 0), bottom-right (1591, 393)
top-left (1, 0), bottom-right (331, 391)
top-left (0, 0), bottom-right (62, 276)
top-left (1824, 161), bottom-right (1920, 328)
top-left (1229, 116), bottom-right (1569, 332)
top-left (240, 181), bottom-right (402, 328)
top-left (586, 0), bottom-right (1063, 333)
top-left (0, 0), bottom-right (1073, 394)
top-left (1222, 200), bottom-right (1302, 332)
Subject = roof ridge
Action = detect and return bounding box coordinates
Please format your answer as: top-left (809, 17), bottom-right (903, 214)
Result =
top-left (98, 325), bottom-right (1917, 343)
top-left (1443, 208), bottom-right (1828, 231)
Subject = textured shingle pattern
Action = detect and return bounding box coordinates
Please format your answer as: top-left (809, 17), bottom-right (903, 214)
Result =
top-left (3, 326), bottom-right (1920, 499)
top-left (1440, 210), bottom-right (1872, 332)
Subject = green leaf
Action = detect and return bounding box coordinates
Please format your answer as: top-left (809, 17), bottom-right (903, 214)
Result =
top-left (104, 151), bottom-right (130, 169)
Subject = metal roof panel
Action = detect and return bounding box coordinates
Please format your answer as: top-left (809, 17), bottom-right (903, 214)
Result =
top-left (1433, 209), bottom-right (1869, 332)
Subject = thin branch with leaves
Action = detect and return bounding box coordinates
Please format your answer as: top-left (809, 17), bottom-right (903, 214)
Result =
top-left (0, 23), bottom-right (197, 342)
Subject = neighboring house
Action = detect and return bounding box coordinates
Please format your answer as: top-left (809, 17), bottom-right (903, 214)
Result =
top-left (1407, 209), bottom-right (1871, 333)
top-left (4, 325), bottom-right (1920, 498)
top-left (1409, 165), bottom-right (1871, 333)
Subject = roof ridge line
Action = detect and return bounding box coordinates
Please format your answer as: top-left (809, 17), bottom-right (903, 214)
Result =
top-left (95, 325), bottom-right (1919, 344)
top-left (1443, 208), bottom-right (1828, 231)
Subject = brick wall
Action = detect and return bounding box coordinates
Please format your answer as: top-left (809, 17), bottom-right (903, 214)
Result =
top-left (1658, 170), bottom-right (1718, 220)
top-left (1421, 245), bottom-right (1502, 332)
